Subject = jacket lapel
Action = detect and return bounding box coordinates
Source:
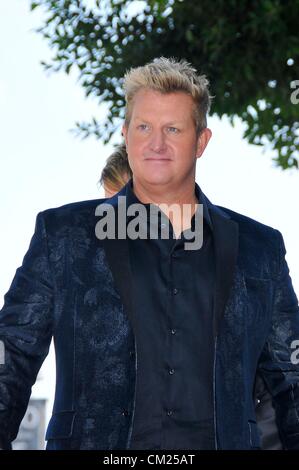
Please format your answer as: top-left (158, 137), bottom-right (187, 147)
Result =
top-left (203, 194), bottom-right (239, 336)
top-left (96, 184), bottom-right (136, 328)
top-left (100, 237), bottom-right (136, 326)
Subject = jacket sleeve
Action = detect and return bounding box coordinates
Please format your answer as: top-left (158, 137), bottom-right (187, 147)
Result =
top-left (258, 230), bottom-right (299, 450)
top-left (0, 212), bottom-right (54, 448)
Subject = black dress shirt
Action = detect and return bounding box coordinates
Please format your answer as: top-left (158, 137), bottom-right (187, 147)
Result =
top-left (126, 180), bottom-right (216, 450)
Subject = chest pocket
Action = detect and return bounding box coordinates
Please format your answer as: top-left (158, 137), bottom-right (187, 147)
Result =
top-left (46, 411), bottom-right (76, 440)
top-left (248, 419), bottom-right (262, 449)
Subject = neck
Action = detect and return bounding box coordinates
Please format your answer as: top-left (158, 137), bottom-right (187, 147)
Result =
top-left (132, 177), bottom-right (198, 206)
top-left (131, 178), bottom-right (199, 238)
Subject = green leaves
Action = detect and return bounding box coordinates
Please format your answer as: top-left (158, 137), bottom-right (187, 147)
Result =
top-left (30, 2), bottom-right (40, 10)
top-left (30, 0), bottom-right (299, 169)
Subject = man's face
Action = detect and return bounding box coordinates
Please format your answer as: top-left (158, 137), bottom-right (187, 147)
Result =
top-left (122, 89), bottom-right (211, 190)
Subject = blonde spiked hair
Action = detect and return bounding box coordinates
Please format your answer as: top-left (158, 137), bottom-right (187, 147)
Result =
top-left (123, 57), bottom-right (211, 135)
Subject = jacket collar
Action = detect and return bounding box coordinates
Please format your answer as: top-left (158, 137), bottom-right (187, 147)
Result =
top-left (101, 179), bottom-right (239, 337)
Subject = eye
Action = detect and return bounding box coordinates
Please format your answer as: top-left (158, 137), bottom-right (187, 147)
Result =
top-left (137, 124), bottom-right (150, 131)
top-left (167, 127), bottom-right (179, 133)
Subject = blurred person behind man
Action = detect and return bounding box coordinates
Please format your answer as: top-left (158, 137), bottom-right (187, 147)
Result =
top-left (99, 143), bottom-right (132, 198)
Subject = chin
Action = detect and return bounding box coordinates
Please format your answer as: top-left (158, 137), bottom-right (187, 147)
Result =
top-left (136, 168), bottom-right (172, 184)
top-left (142, 175), bottom-right (173, 186)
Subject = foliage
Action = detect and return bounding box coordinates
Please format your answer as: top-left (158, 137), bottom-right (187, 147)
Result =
top-left (30, 0), bottom-right (299, 169)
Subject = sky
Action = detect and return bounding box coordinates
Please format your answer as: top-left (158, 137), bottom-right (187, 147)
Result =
top-left (0, 0), bottom-right (298, 438)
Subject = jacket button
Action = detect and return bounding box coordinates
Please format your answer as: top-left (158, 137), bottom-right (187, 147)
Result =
top-left (122, 409), bottom-right (129, 417)
top-left (129, 350), bottom-right (135, 358)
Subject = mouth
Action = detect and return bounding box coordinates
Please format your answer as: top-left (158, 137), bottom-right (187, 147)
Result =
top-left (144, 157), bottom-right (172, 161)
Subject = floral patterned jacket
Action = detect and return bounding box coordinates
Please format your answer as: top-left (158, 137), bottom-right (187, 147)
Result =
top-left (0, 182), bottom-right (299, 449)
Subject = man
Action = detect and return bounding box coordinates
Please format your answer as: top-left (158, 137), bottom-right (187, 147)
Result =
top-left (100, 139), bottom-right (284, 450)
top-left (0, 57), bottom-right (299, 450)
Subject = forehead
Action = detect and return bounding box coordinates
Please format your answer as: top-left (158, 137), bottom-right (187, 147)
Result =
top-left (130, 89), bottom-right (195, 120)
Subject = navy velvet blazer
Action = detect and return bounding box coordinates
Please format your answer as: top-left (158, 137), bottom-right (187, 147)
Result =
top-left (0, 182), bottom-right (299, 450)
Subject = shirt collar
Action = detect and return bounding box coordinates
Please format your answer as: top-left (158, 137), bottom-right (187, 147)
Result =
top-left (125, 178), bottom-right (213, 231)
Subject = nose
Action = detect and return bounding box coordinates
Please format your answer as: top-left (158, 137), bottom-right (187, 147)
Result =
top-left (149, 129), bottom-right (167, 153)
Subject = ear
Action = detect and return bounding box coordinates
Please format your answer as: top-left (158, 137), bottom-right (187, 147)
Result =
top-left (195, 128), bottom-right (212, 159)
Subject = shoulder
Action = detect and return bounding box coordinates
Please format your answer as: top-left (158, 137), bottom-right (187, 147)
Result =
top-left (36, 197), bottom-right (110, 232)
top-left (202, 190), bottom-right (281, 242)
top-left (43, 197), bottom-right (108, 216)
top-left (213, 205), bottom-right (283, 254)
top-left (215, 205), bottom-right (279, 236)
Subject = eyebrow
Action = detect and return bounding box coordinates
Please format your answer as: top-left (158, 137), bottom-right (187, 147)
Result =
top-left (134, 117), bottom-right (184, 124)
